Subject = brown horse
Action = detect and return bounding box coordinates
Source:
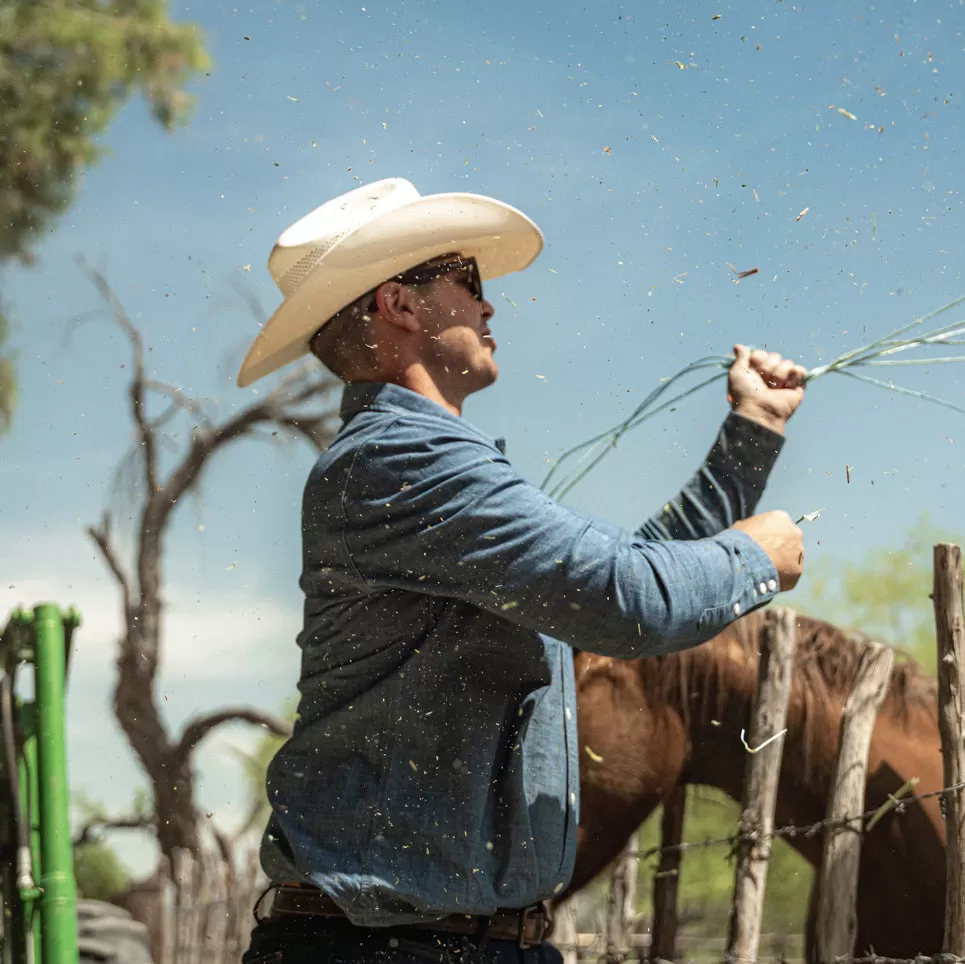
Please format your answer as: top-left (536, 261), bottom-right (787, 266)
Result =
top-left (569, 609), bottom-right (946, 960)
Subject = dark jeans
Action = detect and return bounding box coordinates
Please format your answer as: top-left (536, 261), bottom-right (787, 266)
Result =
top-left (241, 916), bottom-right (565, 964)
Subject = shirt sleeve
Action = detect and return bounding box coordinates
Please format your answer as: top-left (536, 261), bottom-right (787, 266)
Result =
top-left (339, 418), bottom-right (781, 660)
top-left (638, 412), bottom-right (785, 541)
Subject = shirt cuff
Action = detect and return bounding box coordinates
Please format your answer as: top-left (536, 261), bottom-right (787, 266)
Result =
top-left (704, 527), bottom-right (783, 630)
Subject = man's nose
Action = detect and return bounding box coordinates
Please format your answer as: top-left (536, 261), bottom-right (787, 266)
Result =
top-left (481, 298), bottom-right (495, 322)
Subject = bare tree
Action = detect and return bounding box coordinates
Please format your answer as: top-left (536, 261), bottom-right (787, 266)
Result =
top-left (80, 261), bottom-right (337, 865)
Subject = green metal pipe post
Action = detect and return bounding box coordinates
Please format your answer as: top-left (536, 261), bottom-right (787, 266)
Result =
top-left (21, 712), bottom-right (43, 961)
top-left (32, 605), bottom-right (78, 964)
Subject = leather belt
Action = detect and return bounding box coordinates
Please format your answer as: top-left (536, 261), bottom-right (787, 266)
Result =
top-left (264, 884), bottom-right (553, 948)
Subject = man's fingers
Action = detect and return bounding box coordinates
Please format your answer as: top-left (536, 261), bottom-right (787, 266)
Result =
top-left (770, 358), bottom-right (797, 385)
top-left (745, 349), bottom-right (782, 386)
top-left (742, 349), bottom-right (809, 387)
top-left (774, 361), bottom-right (808, 389)
top-left (732, 346), bottom-right (808, 399)
top-left (791, 363), bottom-right (809, 386)
top-left (749, 348), bottom-right (770, 369)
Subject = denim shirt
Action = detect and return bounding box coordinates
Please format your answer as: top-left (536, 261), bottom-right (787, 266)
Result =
top-left (260, 382), bottom-right (784, 927)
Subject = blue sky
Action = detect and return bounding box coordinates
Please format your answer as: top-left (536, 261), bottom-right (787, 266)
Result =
top-left (1, 0), bottom-right (963, 877)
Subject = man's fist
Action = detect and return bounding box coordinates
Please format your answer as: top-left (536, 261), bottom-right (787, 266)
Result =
top-left (728, 344), bottom-right (808, 436)
top-left (731, 510), bottom-right (805, 591)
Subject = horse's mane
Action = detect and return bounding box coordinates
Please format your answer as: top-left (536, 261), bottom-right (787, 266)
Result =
top-left (643, 609), bottom-right (937, 764)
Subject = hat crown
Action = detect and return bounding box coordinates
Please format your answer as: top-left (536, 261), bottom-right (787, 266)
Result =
top-left (269, 178), bottom-right (421, 296)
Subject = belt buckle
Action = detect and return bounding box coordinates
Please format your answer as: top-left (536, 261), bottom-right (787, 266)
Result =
top-left (517, 904), bottom-right (548, 949)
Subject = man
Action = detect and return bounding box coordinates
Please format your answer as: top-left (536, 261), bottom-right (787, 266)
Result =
top-left (238, 178), bottom-right (806, 964)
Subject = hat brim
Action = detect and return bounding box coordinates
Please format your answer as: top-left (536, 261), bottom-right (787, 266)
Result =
top-left (235, 192), bottom-right (543, 388)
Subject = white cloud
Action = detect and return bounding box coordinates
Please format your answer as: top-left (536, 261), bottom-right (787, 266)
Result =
top-left (1, 529), bottom-right (302, 683)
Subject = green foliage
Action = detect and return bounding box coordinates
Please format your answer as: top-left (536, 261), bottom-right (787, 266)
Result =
top-left (634, 787), bottom-right (811, 946)
top-left (0, 1), bottom-right (209, 432)
top-left (70, 787), bottom-right (148, 900)
top-left (786, 512), bottom-right (964, 673)
top-left (0, 0), bottom-right (210, 263)
top-left (71, 786), bottom-right (151, 900)
top-left (74, 841), bottom-right (130, 901)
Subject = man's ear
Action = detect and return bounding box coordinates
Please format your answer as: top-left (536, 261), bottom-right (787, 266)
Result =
top-left (375, 282), bottom-right (421, 333)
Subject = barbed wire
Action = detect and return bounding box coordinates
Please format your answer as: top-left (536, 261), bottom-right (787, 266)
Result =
top-left (554, 923), bottom-right (965, 964)
top-left (552, 923), bottom-right (965, 964)
top-left (625, 779), bottom-right (965, 864)
top-left (839, 957), bottom-right (965, 964)
top-left (560, 779), bottom-right (965, 964)
top-left (554, 949), bottom-right (965, 964)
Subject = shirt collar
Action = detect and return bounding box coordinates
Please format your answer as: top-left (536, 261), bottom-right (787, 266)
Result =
top-left (338, 382), bottom-right (507, 454)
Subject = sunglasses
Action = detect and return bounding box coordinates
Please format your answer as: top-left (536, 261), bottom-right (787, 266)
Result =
top-left (359, 256), bottom-right (484, 313)
top-left (393, 256), bottom-right (483, 302)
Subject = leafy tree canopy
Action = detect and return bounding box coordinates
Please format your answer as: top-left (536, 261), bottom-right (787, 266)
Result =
top-left (1, 0), bottom-right (209, 262)
top-left (0, 0), bottom-right (210, 431)
top-left (74, 841), bottom-right (131, 901)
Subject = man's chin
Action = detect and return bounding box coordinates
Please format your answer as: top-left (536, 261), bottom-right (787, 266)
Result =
top-left (462, 360), bottom-right (498, 396)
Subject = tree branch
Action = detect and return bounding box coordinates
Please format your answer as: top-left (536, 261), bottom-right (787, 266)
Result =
top-left (77, 264), bottom-right (338, 863)
top-left (210, 824), bottom-right (235, 877)
top-left (174, 707), bottom-right (293, 767)
top-left (73, 813), bottom-right (156, 849)
top-left (76, 256), bottom-right (157, 500)
top-left (143, 378), bottom-right (213, 431)
top-left (143, 374), bottom-right (338, 550)
top-left (274, 411), bottom-right (340, 449)
top-left (86, 515), bottom-right (132, 625)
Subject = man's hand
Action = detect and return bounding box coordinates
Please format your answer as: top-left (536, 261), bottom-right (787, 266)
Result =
top-left (727, 344), bottom-right (808, 436)
top-left (731, 510), bottom-right (804, 591)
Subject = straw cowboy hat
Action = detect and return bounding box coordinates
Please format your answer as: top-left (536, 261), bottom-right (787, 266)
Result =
top-left (236, 177), bottom-right (545, 388)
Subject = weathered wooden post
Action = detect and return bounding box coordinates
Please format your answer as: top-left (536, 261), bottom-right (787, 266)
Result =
top-left (724, 607), bottom-right (796, 964)
top-left (159, 853), bottom-right (174, 964)
top-left (814, 639), bottom-right (894, 964)
top-left (649, 785), bottom-right (686, 962)
top-left (555, 896), bottom-right (580, 964)
top-left (604, 833), bottom-right (638, 964)
top-left (935, 543), bottom-right (965, 957)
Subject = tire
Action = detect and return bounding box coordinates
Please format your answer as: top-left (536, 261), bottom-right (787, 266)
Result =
top-left (77, 900), bottom-right (155, 964)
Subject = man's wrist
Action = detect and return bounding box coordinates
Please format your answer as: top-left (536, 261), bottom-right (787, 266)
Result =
top-left (730, 403), bottom-right (786, 437)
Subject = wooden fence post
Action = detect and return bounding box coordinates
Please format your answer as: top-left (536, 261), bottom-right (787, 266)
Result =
top-left (724, 606), bottom-right (796, 964)
top-left (604, 833), bottom-right (638, 964)
top-left (649, 785), bottom-right (686, 963)
top-left (935, 543), bottom-right (965, 957)
top-left (159, 853), bottom-right (174, 964)
top-left (813, 639), bottom-right (894, 964)
top-left (555, 896), bottom-right (580, 964)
